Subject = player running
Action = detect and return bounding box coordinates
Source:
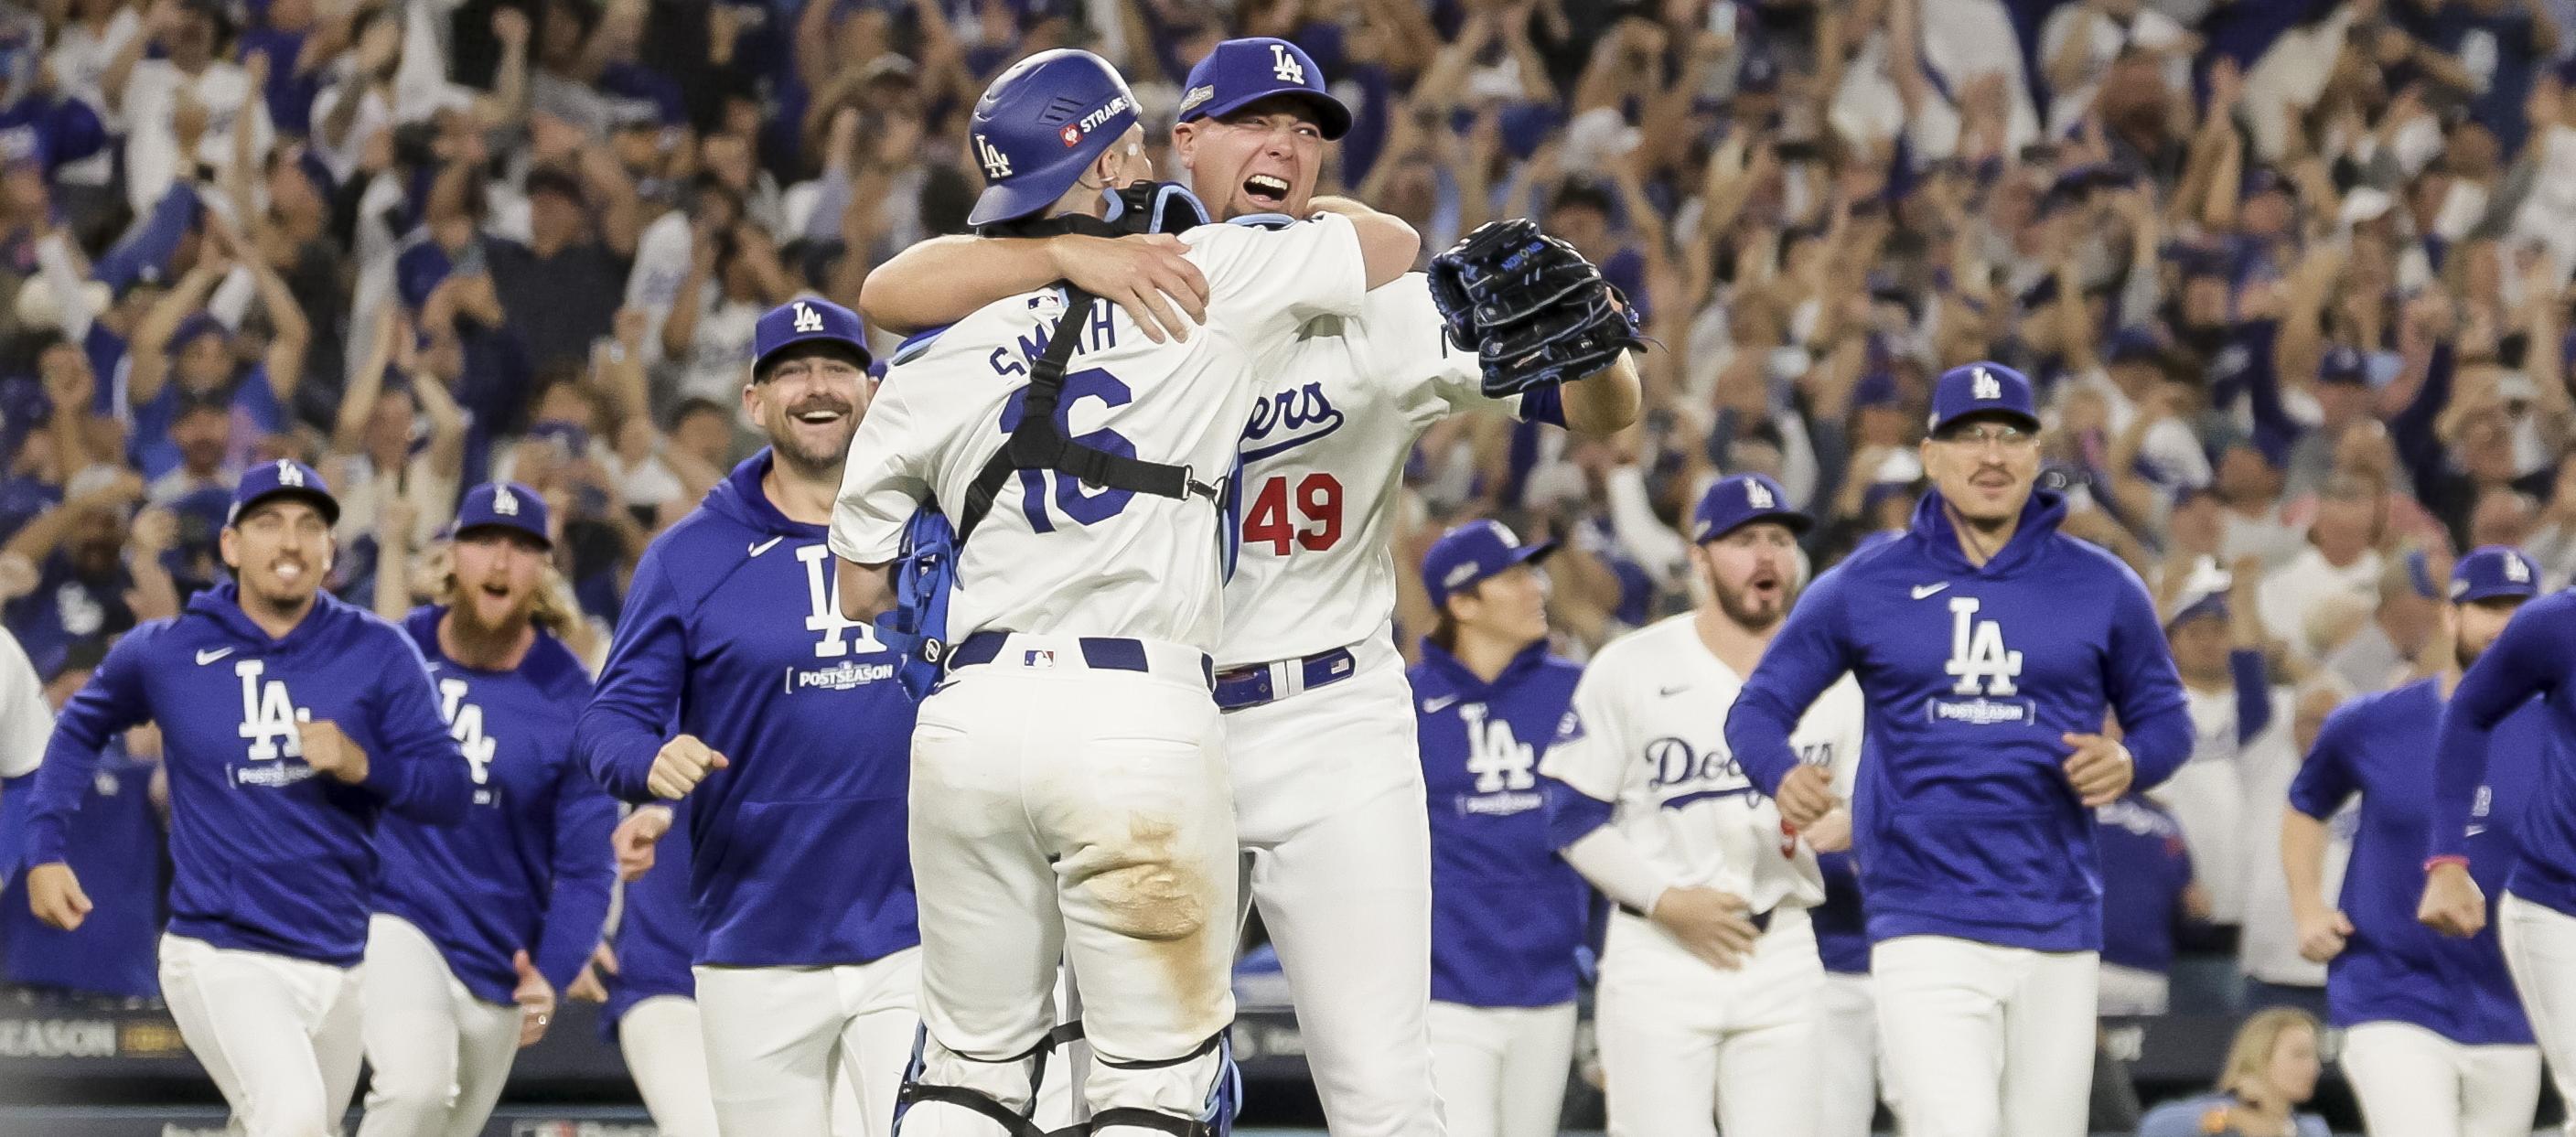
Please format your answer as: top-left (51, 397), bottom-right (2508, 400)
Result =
top-left (856, 38), bottom-right (1639, 1137)
top-left (1408, 521), bottom-right (1588, 1137)
top-left (360, 482), bottom-right (616, 1137)
top-left (1545, 474), bottom-right (1862, 1137)
top-left (2286, 546), bottom-right (2545, 1137)
top-left (1724, 362), bottom-right (2195, 1137)
top-left (24, 459), bottom-right (469, 1137)
top-left (2420, 546), bottom-right (2576, 1135)
top-left (574, 296), bottom-right (921, 1137)
top-left (598, 803), bottom-right (722, 1137)
top-left (832, 47), bottom-right (1418, 1137)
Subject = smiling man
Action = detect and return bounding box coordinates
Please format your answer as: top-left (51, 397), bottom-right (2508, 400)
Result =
top-left (1723, 362), bottom-right (2195, 1137)
top-left (855, 37), bottom-right (1638, 1137)
top-left (23, 459), bottom-right (470, 1137)
top-left (576, 297), bottom-right (922, 1137)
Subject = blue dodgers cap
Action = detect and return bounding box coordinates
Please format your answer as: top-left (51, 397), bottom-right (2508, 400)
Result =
top-left (2451, 545), bottom-right (2541, 603)
top-left (1422, 520), bottom-right (1556, 608)
top-left (1176, 38), bottom-right (1352, 141)
top-left (1927, 362), bottom-right (2041, 435)
top-left (228, 457), bottom-right (338, 526)
top-left (966, 49), bottom-right (1143, 227)
top-left (753, 296), bottom-right (872, 378)
top-left (451, 481), bottom-right (551, 549)
top-left (1691, 473), bottom-right (1810, 542)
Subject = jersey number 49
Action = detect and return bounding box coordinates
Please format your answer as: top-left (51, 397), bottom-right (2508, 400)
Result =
top-left (1241, 472), bottom-right (1343, 554)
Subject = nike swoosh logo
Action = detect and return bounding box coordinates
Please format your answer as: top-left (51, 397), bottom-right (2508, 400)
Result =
top-left (1910, 583), bottom-right (1950, 599)
top-left (1658, 684), bottom-right (1690, 697)
top-left (2466, 824), bottom-right (2489, 837)
top-left (747, 537), bottom-right (785, 557)
top-left (1422, 695), bottom-right (1459, 713)
top-left (195, 648), bottom-right (235, 665)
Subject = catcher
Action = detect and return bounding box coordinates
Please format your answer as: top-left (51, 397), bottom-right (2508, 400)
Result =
top-left (859, 39), bottom-right (1640, 1136)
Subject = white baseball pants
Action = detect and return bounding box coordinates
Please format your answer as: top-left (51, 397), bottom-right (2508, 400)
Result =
top-left (904, 637), bottom-right (1238, 1137)
top-left (354, 915), bottom-right (522, 1137)
top-left (2339, 1020), bottom-right (2541, 1137)
top-left (1815, 971), bottom-right (1890, 1137)
top-left (1226, 640), bottom-right (1442, 1137)
top-left (2501, 893), bottom-right (2576, 1137)
top-left (619, 995), bottom-right (723, 1137)
top-left (159, 931), bottom-right (366, 1137)
top-left (697, 949), bottom-right (919, 1137)
top-left (1425, 1001), bottom-right (1574, 1137)
top-left (1872, 935), bottom-right (2098, 1137)
top-left (1595, 906), bottom-right (1823, 1137)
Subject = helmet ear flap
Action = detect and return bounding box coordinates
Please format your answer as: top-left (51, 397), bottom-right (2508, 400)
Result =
top-left (1103, 181), bottom-right (1210, 236)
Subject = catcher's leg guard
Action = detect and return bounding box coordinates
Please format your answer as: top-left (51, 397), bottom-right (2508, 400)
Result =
top-left (895, 1024), bottom-right (1086, 1137)
top-left (1085, 1030), bottom-right (1243, 1137)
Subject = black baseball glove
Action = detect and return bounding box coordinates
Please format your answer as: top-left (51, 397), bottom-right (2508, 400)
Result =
top-left (1426, 218), bottom-right (1648, 397)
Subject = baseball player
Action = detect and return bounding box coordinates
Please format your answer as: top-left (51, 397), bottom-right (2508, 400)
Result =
top-left (22, 459), bottom-right (469, 1137)
top-left (2285, 546), bottom-right (2546, 1137)
top-left (1723, 363), bottom-right (2195, 1137)
top-left (1408, 521), bottom-right (1588, 1137)
top-left (360, 482), bottom-right (617, 1137)
top-left (856, 38), bottom-right (1640, 1137)
top-left (1, 640), bottom-right (162, 1003)
top-left (829, 47), bottom-right (1419, 1137)
top-left (1810, 850), bottom-right (1889, 1137)
top-left (574, 295), bottom-right (921, 1137)
top-left (2420, 549), bottom-right (2576, 1134)
top-left (599, 803), bottom-right (723, 1137)
top-left (1544, 474), bottom-right (1863, 1137)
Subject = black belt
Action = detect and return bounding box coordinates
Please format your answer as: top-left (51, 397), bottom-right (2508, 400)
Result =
top-left (1617, 902), bottom-right (1774, 933)
top-left (949, 631), bottom-right (1215, 689)
top-left (1212, 648), bottom-right (1358, 710)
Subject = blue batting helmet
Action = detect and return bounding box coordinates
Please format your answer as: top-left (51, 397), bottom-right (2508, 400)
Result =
top-left (965, 49), bottom-right (1142, 229)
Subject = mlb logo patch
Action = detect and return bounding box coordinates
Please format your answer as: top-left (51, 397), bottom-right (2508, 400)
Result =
top-left (1060, 124), bottom-right (1082, 147)
top-left (1024, 649), bottom-right (1057, 669)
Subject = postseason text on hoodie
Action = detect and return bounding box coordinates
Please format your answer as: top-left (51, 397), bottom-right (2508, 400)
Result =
top-left (1724, 489), bottom-right (2194, 951)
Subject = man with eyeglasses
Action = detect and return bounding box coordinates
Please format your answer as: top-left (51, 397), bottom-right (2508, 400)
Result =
top-left (1723, 362), bottom-right (2195, 1137)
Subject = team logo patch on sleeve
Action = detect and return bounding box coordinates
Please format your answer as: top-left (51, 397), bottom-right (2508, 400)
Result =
top-left (1554, 708), bottom-right (1586, 744)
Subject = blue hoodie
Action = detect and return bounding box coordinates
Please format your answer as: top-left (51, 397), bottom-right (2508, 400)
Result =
top-left (1411, 638), bottom-right (1591, 1009)
top-left (374, 606), bottom-right (617, 1005)
top-left (2431, 590), bottom-right (2576, 918)
top-left (24, 584), bottom-right (468, 966)
top-left (1724, 489), bottom-right (2193, 952)
top-left (575, 451), bottom-right (918, 968)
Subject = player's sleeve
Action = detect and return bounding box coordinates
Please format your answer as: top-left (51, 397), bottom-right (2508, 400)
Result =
top-left (828, 377), bottom-right (929, 567)
top-left (531, 754), bottom-right (618, 993)
top-left (2230, 647), bottom-right (2274, 745)
top-left (1728, 566), bottom-right (1860, 796)
top-left (2431, 595), bottom-right (2569, 860)
top-left (1539, 667), bottom-right (1626, 846)
top-left (362, 630), bottom-right (472, 825)
top-left (576, 548), bottom-right (691, 803)
top-left (2103, 563), bottom-right (2195, 790)
top-left (1359, 277), bottom-right (1567, 431)
top-left (2285, 704), bottom-right (2363, 821)
top-left (0, 629), bottom-right (52, 779)
top-left (21, 627), bottom-right (155, 866)
top-left (1192, 213), bottom-right (1368, 349)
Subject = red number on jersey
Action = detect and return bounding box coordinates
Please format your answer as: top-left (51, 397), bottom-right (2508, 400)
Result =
top-left (1241, 473), bottom-right (1343, 554)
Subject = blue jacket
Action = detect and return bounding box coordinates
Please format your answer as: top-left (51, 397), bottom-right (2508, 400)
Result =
top-left (2, 753), bottom-right (164, 999)
top-left (2096, 794), bottom-right (2195, 974)
top-left (575, 451), bottom-right (919, 968)
top-left (2432, 590), bottom-right (2576, 918)
top-left (1411, 638), bottom-right (1591, 1009)
top-left (24, 584), bottom-right (469, 966)
top-left (2298, 677), bottom-right (2540, 1045)
top-left (1724, 489), bottom-right (2193, 951)
top-left (375, 606), bottom-right (617, 1005)
top-left (604, 804), bottom-right (698, 1033)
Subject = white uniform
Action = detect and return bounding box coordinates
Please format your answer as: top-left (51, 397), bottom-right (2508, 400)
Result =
top-left (1539, 614), bottom-right (1865, 1137)
top-left (830, 213), bottom-right (1368, 1137)
top-left (1209, 274), bottom-right (1533, 1137)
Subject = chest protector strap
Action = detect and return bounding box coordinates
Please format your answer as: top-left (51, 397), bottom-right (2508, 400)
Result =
top-left (954, 284), bottom-right (1221, 543)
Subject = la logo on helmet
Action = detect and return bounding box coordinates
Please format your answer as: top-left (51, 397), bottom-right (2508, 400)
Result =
top-left (793, 302), bottom-right (824, 334)
top-left (973, 134), bottom-right (1012, 180)
top-left (1271, 43), bottom-right (1304, 84)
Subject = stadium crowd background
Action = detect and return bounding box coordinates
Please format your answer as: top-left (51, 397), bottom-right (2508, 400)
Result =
top-left (0, 0), bottom-right (2570, 1121)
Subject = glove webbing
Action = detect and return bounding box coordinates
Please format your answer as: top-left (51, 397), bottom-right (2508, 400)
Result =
top-left (956, 286), bottom-right (1220, 544)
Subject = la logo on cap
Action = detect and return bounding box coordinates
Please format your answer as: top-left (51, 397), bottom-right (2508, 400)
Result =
top-left (494, 485), bottom-right (521, 516)
top-left (1972, 367), bottom-right (2002, 401)
top-left (1271, 43), bottom-right (1304, 83)
top-left (2507, 554), bottom-right (2532, 584)
top-left (793, 302), bottom-right (823, 333)
top-left (1744, 478), bottom-right (1776, 510)
top-left (276, 459), bottom-right (304, 488)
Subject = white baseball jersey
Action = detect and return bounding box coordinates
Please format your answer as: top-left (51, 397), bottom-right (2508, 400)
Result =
top-left (830, 215), bottom-right (1368, 654)
top-left (1215, 274), bottom-right (1527, 668)
top-left (1540, 613), bottom-right (1865, 914)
